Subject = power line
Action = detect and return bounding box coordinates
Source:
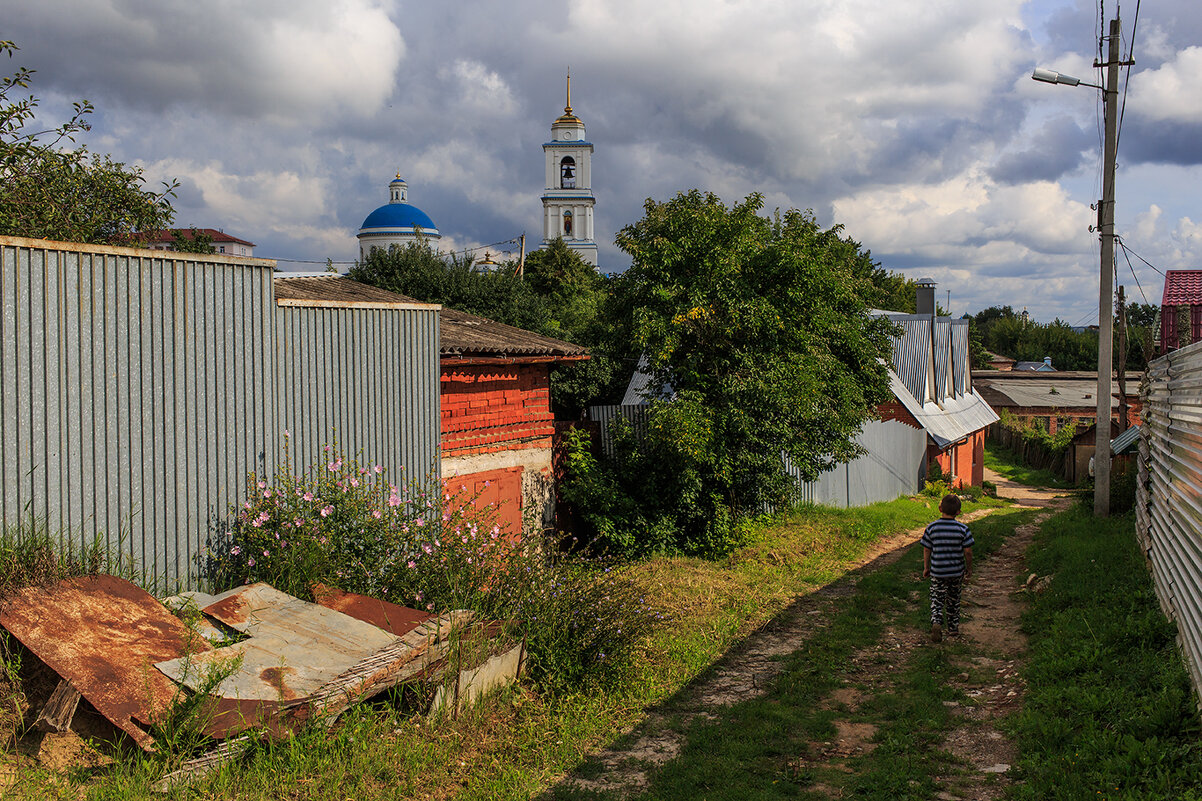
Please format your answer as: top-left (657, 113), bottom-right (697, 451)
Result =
top-left (1116, 238), bottom-right (1165, 277)
top-left (1116, 0), bottom-right (1140, 149)
top-left (1118, 239), bottom-right (1149, 304)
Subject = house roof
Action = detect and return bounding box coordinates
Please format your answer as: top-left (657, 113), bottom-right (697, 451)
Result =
top-left (1162, 270), bottom-right (1202, 306)
top-left (144, 228), bottom-right (256, 247)
top-left (973, 374), bottom-right (1118, 410)
top-left (272, 275), bottom-right (587, 361)
top-left (888, 369), bottom-right (999, 449)
top-left (439, 306), bottom-right (588, 360)
top-left (1111, 424), bottom-right (1141, 455)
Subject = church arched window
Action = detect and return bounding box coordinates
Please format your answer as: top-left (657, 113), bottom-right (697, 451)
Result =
top-left (560, 156), bottom-right (576, 189)
top-left (563, 210), bottom-right (573, 237)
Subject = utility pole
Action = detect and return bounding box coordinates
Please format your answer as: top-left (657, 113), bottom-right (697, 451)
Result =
top-left (518, 233), bottom-right (526, 279)
top-left (1117, 285), bottom-right (1128, 432)
top-left (1094, 16), bottom-right (1122, 517)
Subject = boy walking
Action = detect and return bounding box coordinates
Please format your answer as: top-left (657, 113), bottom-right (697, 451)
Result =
top-left (921, 494), bottom-right (974, 643)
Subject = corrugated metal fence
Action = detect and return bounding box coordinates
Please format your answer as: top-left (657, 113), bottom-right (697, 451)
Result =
top-left (1139, 339), bottom-right (1202, 697)
top-left (588, 406), bottom-right (926, 510)
top-left (0, 237), bottom-right (441, 591)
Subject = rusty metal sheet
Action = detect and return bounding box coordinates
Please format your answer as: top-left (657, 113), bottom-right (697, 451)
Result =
top-left (311, 583), bottom-right (431, 637)
top-left (0, 575), bottom-right (210, 750)
top-left (155, 583), bottom-right (401, 702)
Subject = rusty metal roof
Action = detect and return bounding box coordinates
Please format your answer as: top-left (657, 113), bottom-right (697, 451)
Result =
top-left (0, 575), bottom-right (211, 750)
top-left (311, 583), bottom-right (431, 637)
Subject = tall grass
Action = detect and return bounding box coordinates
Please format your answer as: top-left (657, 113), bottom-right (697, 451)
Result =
top-left (1011, 503), bottom-right (1202, 801)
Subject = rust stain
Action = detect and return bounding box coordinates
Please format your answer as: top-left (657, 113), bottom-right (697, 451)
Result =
top-left (0, 575), bottom-right (211, 750)
top-left (203, 592), bottom-right (251, 626)
top-left (258, 666), bottom-right (301, 701)
top-left (310, 583), bottom-right (431, 637)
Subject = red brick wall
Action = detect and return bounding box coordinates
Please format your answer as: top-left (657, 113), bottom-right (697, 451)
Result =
top-left (878, 400), bottom-right (923, 430)
top-left (927, 429), bottom-right (986, 488)
top-left (441, 363), bottom-right (555, 457)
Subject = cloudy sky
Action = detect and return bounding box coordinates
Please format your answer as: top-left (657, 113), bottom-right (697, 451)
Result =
top-left (7, 0), bottom-right (1201, 322)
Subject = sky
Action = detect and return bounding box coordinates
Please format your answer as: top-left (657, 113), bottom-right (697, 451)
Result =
top-left (6, 0), bottom-right (1201, 324)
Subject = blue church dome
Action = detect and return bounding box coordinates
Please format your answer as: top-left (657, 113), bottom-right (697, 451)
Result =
top-left (359, 202), bottom-right (438, 233)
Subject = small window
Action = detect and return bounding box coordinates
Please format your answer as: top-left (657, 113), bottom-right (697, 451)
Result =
top-left (219, 245), bottom-right (225, 253)
top-left (563, 210), bottom-right (573, 237)
top-left (560, 156), bottom-right (576, 189)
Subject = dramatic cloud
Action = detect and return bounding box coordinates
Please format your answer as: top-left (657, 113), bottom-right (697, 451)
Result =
top-left (6, 0), bottom-right (1201, 321)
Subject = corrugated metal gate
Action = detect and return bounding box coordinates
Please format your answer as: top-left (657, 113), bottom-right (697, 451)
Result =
top-left (1139, 339), bottom-right (1202, 697)
top-left (0, 236), bottom-right (442, 590)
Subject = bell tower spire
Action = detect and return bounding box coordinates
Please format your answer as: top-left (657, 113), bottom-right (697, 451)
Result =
top-left (541, 74), bottom-right (598, 267)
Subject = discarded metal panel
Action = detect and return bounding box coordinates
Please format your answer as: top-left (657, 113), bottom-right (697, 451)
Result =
top-left (311, 583), bottom-right (431, 637)
top-left (0, 575), bottom-right (211, 749)
top-left (156, 583), bottom-right (400, 702)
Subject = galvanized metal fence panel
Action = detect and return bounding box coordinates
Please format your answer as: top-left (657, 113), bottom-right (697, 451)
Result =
top-left (275, 304), bottom-right (441, 491)
top-left (784, 419), bottom-right (927, 509)
top-left (587, 404), bottom-right (650, 456)
top-left (1139, 340), bottom-right (1202, 698)
top-left (0, 237), bottom-right (277, 590)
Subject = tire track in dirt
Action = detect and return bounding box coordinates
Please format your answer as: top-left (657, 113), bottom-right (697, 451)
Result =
top-left (549, 479), bottom-right (1034, 799)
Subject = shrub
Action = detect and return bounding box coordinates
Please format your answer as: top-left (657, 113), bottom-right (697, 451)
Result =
top-left (210, 440), bottom-right (658, 695)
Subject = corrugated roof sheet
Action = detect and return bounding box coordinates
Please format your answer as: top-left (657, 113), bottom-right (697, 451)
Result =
top-left (934, 319), bottom-right (951, 400)
top-left (888, 370), bottom-right (999, 448)
top-left (1162, 270), bottom-right (1202, 306)
top-left (1111, 424), bottom-right (1141, 455)
top-left (952, 321), bottom-right (970, 396)
top-left (273, 275), bottom-right (587, 359)
top-left (886, 315), bottom-right (931, 403)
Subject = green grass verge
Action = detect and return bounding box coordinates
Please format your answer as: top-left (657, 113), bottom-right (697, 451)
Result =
top-left (983, 442), bottom-right (1075, 490)
top-left (549, 504), bottom-right (1031, 800)
top-left (1008, 504), bottom-right (1202, 801)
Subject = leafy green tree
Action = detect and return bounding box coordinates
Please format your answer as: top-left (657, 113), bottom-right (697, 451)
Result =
top-left (1124, 301), bottom-right (1158, 371)
top-left (349, 241), bottom-right (553, 334)
top-left (170, 226), bottom-right (216, 254)
top-left (0, 40), bottom-right (176, 243)
top-left (579, 191), bottom-right (895, 553)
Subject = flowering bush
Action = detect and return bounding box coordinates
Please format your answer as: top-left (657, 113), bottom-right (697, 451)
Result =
top-left (210, 440), bottom-right (659, 694)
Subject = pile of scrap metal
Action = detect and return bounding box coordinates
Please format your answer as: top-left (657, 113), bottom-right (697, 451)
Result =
top-left (0, 575), bottom-right (524, 791)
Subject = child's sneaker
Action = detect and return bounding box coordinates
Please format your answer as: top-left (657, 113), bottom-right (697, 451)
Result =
top-left (930, 623), bottom-right (943, 643)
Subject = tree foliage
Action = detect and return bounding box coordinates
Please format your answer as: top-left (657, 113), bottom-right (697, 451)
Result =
top-left (567, 191), bottom-right (896, 554)
top-left (170, 226), bottom-right (216, 254)
top-left (0, 40), bottom-right (176, 244)
top-left (348, 239), bottom-right (620, 416)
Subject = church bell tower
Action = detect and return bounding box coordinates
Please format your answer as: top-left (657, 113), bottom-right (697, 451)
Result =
top-left (541, 75), bottom-right (598, 266)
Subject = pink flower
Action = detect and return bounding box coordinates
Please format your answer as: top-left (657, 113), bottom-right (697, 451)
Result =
top-left (350, 478), bottom-right (360, 488)
top-left (372, 510), bottom-right (382, 519)
top-left (230, 545), bottom-right (242, 556)
top-left (374, 465), bottom-right (384, 474)
top-left (263, 490), bottom-right (272, 499)
top-left (407, 560), bottom-right (416, 569)
top-left (415, 518), bottom-right (424, 528)
top-left (262, 549), bottom-right (270, 557)
top-left (248, 557), bottom-right (256, 567)
top-left (327, 459), bottom-right (343, 472)
top-left (257, 480), bottom-right (268, 490)
top-left (422, 543), bottom-right (433, 554)
top-left (320, 505), bottom-right (334, 517)
top-left (303, 492), bottom-right (315, 502)
top-left (388, 493), bottom-right (402, 508)
top-left (252, 518), bottom-right (263, 528)
top-left (293, 518), bottom-right (303, 528)
top-left (283, 429), bottom-right (290, 438)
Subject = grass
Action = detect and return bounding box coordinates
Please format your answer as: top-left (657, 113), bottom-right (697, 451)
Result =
top-left (547, 504), bottom-right (1032, 801)
top-left (1, 492), bottom-right (1004, 800)
top-left (1008, 503), bottom-right (1202, 801)
top-left (984, 442), bottom-right (1076, 490)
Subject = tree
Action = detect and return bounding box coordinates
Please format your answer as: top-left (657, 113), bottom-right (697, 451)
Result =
top-left (0, 40), bottom-right (176, 243)
top-left (584, 191), bottom-right (895, 552)
top-left (171, 226), bottom-right (216, 254)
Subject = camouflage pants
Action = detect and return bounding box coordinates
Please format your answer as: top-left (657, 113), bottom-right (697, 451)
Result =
top-left (929, 576), bottom-right (963, 630)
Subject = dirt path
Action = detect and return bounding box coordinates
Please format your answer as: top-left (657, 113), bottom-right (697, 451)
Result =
top-left (552, 471), bottom-right (1069, 799)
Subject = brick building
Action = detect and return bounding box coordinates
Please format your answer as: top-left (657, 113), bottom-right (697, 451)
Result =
top-left (439, 307), bottom-right (587, 536)
top-left (1159, 269), bottom-right (1202, 353)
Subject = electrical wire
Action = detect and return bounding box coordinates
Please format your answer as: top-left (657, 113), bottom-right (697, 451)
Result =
top-left (1117, 238), bottom-right (1165, 277)
top-left (1118, 239), bottom-right (1150, 305)
top-left (1116, 0), bottom-right (1140, 149)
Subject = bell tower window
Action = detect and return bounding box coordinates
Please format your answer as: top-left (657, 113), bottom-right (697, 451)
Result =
top-left (563, 210), bottom-right (573, 237)
top-left (560, 156), bottom-right (576, 189)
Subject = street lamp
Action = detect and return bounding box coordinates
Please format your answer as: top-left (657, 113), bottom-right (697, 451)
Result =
top-left (1032, 16), bottom-right (1124, 517)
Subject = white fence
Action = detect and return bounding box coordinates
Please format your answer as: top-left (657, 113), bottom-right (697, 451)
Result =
top-left (1139, 339), bottom-right (1202, 696)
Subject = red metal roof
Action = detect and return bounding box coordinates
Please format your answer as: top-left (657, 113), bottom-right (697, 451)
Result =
top-left (1161, 270), bottom-right (1202, 306)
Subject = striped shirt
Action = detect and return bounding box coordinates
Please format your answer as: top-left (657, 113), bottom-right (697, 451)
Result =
top-left (920, 518), bottom-right (974, 578)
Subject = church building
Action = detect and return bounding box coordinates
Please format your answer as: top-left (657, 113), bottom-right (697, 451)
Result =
top-left (541, 77), bottom-right (598, 267)
top-left (357, 175), bottom-right (441, 259)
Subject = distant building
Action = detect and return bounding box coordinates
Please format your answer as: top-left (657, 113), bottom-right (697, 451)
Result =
top-left (1159, 270), bottom-right (1202, 353)
top-left (143, 228), bottom-right (255, 257)
top-left (973, 370), bottom-right (1142, 436)
top-left (357, 175), bottom-right (441, 259)
top-left (1013, 357), bottom-right (1056, 372)
top-left (540, 75), bottom-right (598, 267)
top-left (987, 351), bottom-right (1016, 371)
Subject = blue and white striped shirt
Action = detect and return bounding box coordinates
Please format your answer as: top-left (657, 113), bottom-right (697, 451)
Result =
top-left (920, 518), bottom-right (974, 578)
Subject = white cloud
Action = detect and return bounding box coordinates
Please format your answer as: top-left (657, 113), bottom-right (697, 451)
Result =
top-left (1128, 46), bottom-right (1202, 124)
